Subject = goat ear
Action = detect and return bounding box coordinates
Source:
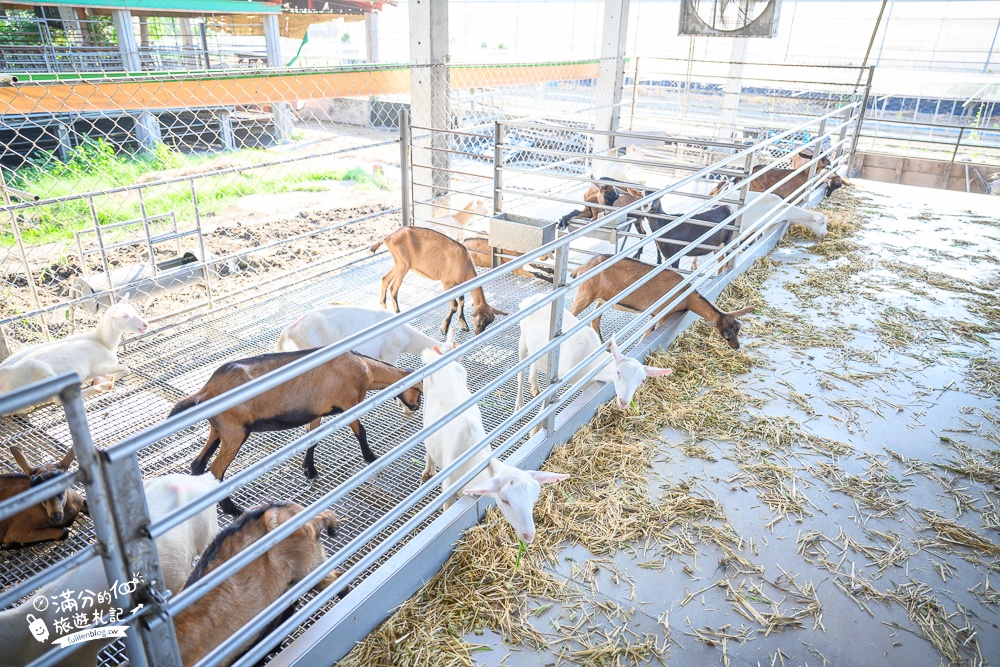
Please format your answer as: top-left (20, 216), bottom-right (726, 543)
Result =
top-left (643, 365), bottom-right (672, 378)
top-left (10, 446), bottom-right (33, 474)
top-left (527, 471), bottom-right (570, 486)
top-left (491, 308), bottom-right (508, 317)
top-left (58, 448), bottom-right (76, 470)
top-left (608, 334), bottom-right (624, 364)
top-left (263, 508), bottom-right (285, 532)
top-left (462, 477), bottom-right (504, 497)
top-left (432, 345), bottom-right (443, 355)
top-left (117, 294), bottom-right (129, 305)
top-left (728, 306), bottom-right (755, 318)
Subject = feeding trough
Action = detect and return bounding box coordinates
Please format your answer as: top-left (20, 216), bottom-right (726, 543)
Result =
top-left (68, 249), bottom-right (235, 318)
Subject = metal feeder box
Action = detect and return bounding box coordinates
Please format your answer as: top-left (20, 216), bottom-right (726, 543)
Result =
top-left (489, 213), bottom-right (556, 255)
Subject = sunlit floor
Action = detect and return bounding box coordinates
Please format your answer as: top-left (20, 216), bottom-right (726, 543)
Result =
top-left (465, 180), bottom-right (1000, 666)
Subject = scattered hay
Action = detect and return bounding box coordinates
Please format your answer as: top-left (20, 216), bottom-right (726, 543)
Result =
top-left (875, 306), bottom-right (918, 349)
top-left (969, 577), bottom-right (1000, 606)
top-left (935, 437), bottom-right (1000, 487)
top-left (812, 458), bottom-right (911, 518)
top-left (918, 510), bottom-right (1000, 558)
top-left (966, 357), bottom-right (1000, 398)
top-left (881, 582), bottom-right (983, 665)
top-left (881, 259), bottom-right (988, 297)
top-left (679, 440), bottom-right (718, 461)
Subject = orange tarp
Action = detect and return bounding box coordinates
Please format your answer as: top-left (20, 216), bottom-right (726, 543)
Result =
top-left (0, 63), bottom-right (599, 115)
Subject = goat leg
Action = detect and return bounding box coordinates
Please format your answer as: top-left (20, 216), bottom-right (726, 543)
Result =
top-left (302, 418), bottom-right (322, 479)
top-left (191, 424), bottom-right (222, 476)
top-left (456, 295), bottom-right (470, 332)
top-left (377, 269), bottom-right (393, 309)
top-left (4, 524), bottom-right (70, 547)
top-left (441, 299), bottom-right (457, 335)
top-left (350, 420), bottom-right (377, 463)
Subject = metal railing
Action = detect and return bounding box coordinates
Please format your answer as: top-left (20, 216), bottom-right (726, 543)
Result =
top-left (1, 82), bottom-right (862, 667)
top-left (856, 117), bottom-right (1000, 189)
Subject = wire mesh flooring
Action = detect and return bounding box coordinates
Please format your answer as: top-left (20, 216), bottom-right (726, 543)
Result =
top-left (0, 244), bottom-right (639, 664)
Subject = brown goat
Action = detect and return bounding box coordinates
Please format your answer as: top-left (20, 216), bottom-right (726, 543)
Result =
top-left (371, 227), bottom-right (507, 335)
top-left (462, 237), bottom-right (554, 280)
top-left (170, 350), bottom-right (422, 516)
top-left (559, 181), bottom-right (655, 249)
top-left (569, 255), bottom-right (755, 349)
top-left (0, 447), bottom-right (86, 547)
top-left (712, 156), bottom-right (832, 201)
top-left (174, 501), bottom-right (345, 667)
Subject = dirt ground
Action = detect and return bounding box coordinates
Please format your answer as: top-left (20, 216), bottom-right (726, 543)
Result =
top-left (0, 181), bottom-right (401, 346)
top-left (340, 180), bottom-right (1000, 667)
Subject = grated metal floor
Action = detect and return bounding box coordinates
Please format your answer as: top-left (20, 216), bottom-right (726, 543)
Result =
top-left (0, 240), bottom-right (638, 664)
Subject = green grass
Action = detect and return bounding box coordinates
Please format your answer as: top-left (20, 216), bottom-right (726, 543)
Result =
top-left (2, 140), bottom-right (388, 248)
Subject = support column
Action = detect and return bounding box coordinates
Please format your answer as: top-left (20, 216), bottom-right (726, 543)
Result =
top-left (593, 0), bottom-right (630, 157)
top-left (113, 9), bottom-right (162, 150)
top-left (264, 13), bottom-right (293, 141)
top-left (409, 0), bottom-right (450, 214)
top-left (365, 11), bottom-right (379, 63)
top-left (55, 122), bottom-right (72, 161)
top-left (719, 38), bottom-right (748, 141)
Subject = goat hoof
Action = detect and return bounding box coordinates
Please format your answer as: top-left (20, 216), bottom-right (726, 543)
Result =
top-left (421, 472), bottom-right (432, 483)
top-left (304, 467), bottom-right (318, 481)
top-left (59, 528), bottom-right (70, 541)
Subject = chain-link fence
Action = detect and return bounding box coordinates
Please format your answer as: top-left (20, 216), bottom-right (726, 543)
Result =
top-left (0, 59), bottom-right (616, 353)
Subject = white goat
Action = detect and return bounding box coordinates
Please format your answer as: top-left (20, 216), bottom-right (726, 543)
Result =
top-left (592, 144), bottom-right (640, 184)
top-left (420, 338), bottom-right (568, 544)
top-left (420, 199), bottom-right (490, 242)
top-left (0, 473), bottom-right (219, 667)
top-left (742, 191), bottom-right (828, 238)
top-left (0, 295), bottom-right (148, 412)
top-left (514, 293), bottom-right (672, 412)
top-left (276, 305), bottom-right (438, 365)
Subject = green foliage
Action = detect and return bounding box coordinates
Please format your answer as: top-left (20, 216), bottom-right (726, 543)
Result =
top-left (2, 144), bottom-right (386, 247)
top-left (341, 32), bottom-right (351, 44)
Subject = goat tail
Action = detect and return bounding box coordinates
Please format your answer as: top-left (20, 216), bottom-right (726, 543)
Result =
top-left (168, 394), bottom-right (202, 418)
top-left (369, 239), bottom-right (383, 253)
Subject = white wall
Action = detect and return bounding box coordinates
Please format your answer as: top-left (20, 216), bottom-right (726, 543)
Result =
top-left (367, 0), bottom-right (998, 74)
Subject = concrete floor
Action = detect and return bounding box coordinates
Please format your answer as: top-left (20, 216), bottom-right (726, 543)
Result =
top-left (463, 181), bottom-right (1000, 666)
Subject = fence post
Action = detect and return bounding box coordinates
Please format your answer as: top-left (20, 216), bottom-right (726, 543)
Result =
top-left (628, 56), bottom-right (640, 131)
top-left (61, 382), bottom-right (181, 667)
top-left (190, 180), bottom-right (215, 309)
top-left (493, 121), bottom-right (504, 216)
top-left (847, 67), bottom-right (874, 175)
top-left (399, 108), bottom-right (412, 228)
top-left (409, 0), bottom-right (451, 213)
top-left (835, 103), bottom-right (852, 164)
top-left (113, 8), bottom-right (161, 151)
top-left (264, 13), bottom-right (294, 142)
top-left (728, 150), bottom-right (755, 274)
top-left (1, 168), bottom-right (50, 341)
top-left (807, 117), bottom-right (827, 188)
top-left (944, 126), bottom-right (965, 189)
top-left (542, 245), bottom-right (570, 434)
top-left (593, 0), bottom-right (631, 156)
